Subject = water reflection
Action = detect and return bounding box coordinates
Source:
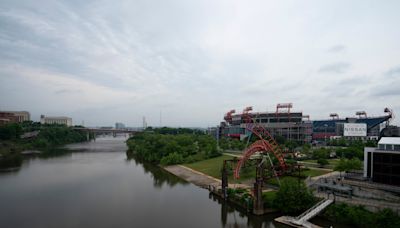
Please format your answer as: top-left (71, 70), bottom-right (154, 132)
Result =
top-left (127, 154), bottom-right (188, 188)
top-left (208, 192), bottom-right (282, 228)
top-left (1, 137), bottom-right (287, 228)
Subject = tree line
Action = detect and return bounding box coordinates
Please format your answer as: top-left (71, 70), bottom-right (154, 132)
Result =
top-left (126, 130), bottom-right (220, 166)
top-left (0, 122), bottom-right (89, 168)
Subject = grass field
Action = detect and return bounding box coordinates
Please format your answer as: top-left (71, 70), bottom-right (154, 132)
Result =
top-left (301, 169), bottom-right (330, 177)
top-left (183, 155), bottom-right (332, 185)
top-left (302, 159), bottom-right (340, 166)
top-left (183, 155), bottom-right (232, 179)
top-left (183, 154), bottom-right (255, 183)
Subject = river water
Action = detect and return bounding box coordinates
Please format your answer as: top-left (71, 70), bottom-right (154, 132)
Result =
top-left (0, 137), bottom-right (290, 228)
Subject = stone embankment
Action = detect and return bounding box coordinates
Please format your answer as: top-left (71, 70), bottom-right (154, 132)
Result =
top-left (164, 165), bottom-right (250, 189)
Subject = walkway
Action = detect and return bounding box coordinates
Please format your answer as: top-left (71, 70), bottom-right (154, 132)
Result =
top-left (275, 199), bottom-right (333, 228)
top-left (164, 165), bottom-right (250, 189)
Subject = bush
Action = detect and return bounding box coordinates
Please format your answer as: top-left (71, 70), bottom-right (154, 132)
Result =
top-left (160, 152), bottom-right (184, 166)
top-left (0, 123), bottom-right (22, 140)
top-left (317, 158), bottom-right (329, 167)
top-left (323, 203), bottom-right (400, 228)
top-left (273, 178), bottom-right (316, 215)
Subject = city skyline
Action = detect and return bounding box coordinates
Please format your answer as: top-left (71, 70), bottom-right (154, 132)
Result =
top-left (1, 0), bottom-right (399, 127)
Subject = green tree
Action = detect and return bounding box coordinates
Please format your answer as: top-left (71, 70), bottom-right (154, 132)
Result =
top-left (334, 158), bottom-right (347, 177)
top-left (346, 158), bottom-right (362, 170)
top-left (0, 123), bottom-right (22, 140)
top-left (273, 178), bottom-right (315, 215)
top-left (334, 158), bottom-right (362, 176)
top-left (317, 158), bottom-right (329, 167)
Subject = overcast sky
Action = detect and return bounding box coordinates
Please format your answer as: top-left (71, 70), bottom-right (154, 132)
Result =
top-left (0, 0), bottom-right (399, 127)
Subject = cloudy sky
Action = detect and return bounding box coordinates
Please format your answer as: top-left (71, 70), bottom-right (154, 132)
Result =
top-left (0, 0), bottom-right (399, 127)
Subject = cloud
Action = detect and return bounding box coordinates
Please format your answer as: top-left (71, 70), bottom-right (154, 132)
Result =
top-left (327, 45), bottom-right (346, 53)
top-left (54, 89), bottom-right (83, 95)
top-left (0, 0), bottom-right (400, 126)
top-left (318, 62), bottom-right (351, 74)
top-left (385, 66), bottom-right (400, 77)
top-left (374, 87), bottom-right (400, 97)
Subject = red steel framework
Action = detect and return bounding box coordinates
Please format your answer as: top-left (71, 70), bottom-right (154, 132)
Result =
top-left (224, 109), bottom-right (236, 124)
top-left (234, 106), bottom-right (287, 179)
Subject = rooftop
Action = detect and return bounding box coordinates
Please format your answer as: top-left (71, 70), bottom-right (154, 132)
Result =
top-left (378, 137), bottom-right (400, 145)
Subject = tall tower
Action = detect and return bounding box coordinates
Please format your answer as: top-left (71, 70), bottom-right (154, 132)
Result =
top-left (142, 116), bottom-right (147, 130)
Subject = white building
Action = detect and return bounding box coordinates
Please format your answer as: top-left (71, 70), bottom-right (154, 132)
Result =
top-left (40, 115), bottom-right (72, 127)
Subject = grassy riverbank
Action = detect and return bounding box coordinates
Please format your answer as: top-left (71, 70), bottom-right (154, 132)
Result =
top-left (183, 154), bottom-right (331, 185)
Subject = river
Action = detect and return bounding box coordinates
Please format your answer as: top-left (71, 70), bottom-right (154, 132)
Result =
top-left (0, 137), bottom-right (292, 228)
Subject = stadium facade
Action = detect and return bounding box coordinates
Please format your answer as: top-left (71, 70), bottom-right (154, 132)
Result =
top-left (220, 104), bottom-right (312, 143)
top-left (218, 104), bottom-right (393, 143)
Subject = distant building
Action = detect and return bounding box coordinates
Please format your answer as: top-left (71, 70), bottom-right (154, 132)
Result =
top-left (364, 137), bottom-right (400, 186)
top-left (40, 115), bottom-right (72, 126)
top-left (221, 104), bottom-right (312, 143)
top-left (0, 111), bottom-right (30, 125)
top-left (115, 122), bottom-right (125, 129)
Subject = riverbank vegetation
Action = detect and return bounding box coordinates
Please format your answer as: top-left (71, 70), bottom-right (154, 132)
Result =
top-left (273, 178), bottom-right (316, 214)
top-left (126, 128), bottom-right (220, 166)
top-left (225, 179), bottom-right (316, 214)
top-left (322, 203), bottom-right (400, 228)
top-left (0, 122), bottom-right (89, 168)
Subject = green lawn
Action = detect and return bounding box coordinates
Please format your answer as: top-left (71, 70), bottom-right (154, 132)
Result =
top-left (302, 159), bottom-right (340, 166)
top-left (301, 169), bottom-right (330, 177)
top-left (266, 169), bottom-right (330, 186)
top-left (183, 155), bottom-right (332, 186)
top-left (183, 155), bottom-right (233, 179)
top-left (183, 154), bottom-right (255, 183)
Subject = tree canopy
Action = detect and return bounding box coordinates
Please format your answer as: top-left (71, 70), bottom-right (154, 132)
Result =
top-left (273, 178), bottom-right (316, 215)
top-left (127, 131), bottom-right (220, 165)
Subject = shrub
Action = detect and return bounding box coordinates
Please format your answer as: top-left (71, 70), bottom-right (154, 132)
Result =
top-left (160, 152), bottom-right (184, 166)
top-left (273, 178), bottom-right (315, 215)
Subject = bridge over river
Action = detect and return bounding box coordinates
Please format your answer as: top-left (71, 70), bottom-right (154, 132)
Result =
top-left (73, 127), bottom-right (142, 138)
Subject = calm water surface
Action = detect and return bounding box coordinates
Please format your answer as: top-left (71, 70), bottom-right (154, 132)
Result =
top-left (0, 137), bottom-right (286, 228)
